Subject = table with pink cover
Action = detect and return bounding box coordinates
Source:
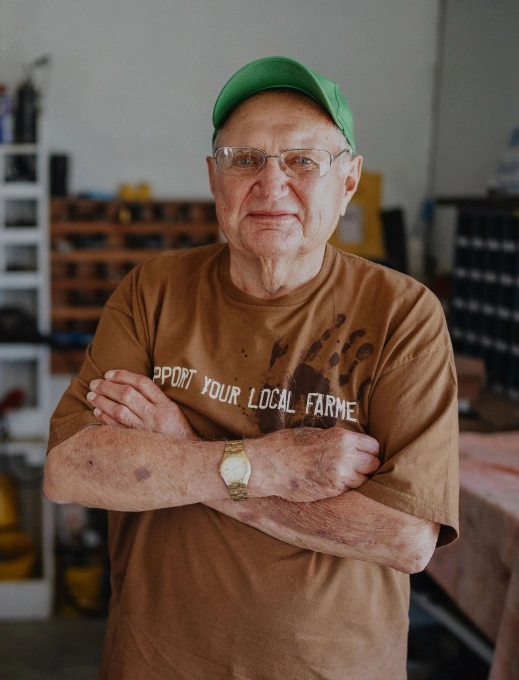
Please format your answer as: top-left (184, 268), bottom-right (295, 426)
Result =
top-left (426, 431), bottom-right (519, 680)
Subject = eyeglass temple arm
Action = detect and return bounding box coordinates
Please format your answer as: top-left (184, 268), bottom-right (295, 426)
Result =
top-left (332, 147), bottom-right (353, 162)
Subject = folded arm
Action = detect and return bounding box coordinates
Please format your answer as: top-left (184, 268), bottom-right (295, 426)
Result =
top-left (49, 370), bottom-right (441, 573)
top-left (205, 492), bottom-right (440, 574)
top-left (44, 372), bottom-right (379, 511)
top-left (44, 424), bottom-right (227, 511)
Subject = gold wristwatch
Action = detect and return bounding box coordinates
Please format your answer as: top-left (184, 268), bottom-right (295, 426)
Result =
top-left (219, 440), bottom-right (251, 501)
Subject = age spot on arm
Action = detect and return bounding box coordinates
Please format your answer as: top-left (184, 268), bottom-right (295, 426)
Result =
top-left (134, 467), bottom-right (152, 483)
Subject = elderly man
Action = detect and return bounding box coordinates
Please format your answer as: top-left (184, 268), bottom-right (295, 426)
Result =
top-left (44, 56), bottom-right (458, 679)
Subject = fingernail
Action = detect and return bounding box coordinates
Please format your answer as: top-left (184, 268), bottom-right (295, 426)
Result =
top-left (90, 380), bottom-right (99, 389)
top-left (93, 408), bottom-right (101, 416)
top-left (86, 392), bottom-right (96, 401)
top-left (105, 370), bottom-right (115, 379)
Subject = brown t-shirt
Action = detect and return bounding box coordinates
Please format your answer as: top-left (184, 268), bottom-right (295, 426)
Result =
top-left (48, 243), bottom-right (459, 680)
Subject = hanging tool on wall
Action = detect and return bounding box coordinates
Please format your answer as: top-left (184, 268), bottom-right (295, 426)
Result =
top-left (14, 54), bottom-right (51, 144)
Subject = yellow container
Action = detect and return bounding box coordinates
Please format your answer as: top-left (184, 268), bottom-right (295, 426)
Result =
top-left (329, 170), bottom-right (385, 261)
top-left (0, 530), bottom-right (36, 580)
top-left (62, 564), bottom-right (104, 615)
top-left (0, 474), bottom-right (19, 530)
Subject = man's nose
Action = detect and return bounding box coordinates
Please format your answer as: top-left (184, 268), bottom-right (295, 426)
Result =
top-left (252, 157), bottom-right (290, 199)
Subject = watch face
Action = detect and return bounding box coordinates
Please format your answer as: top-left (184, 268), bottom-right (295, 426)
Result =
top-left (221, 456), bottom-right (248, 483)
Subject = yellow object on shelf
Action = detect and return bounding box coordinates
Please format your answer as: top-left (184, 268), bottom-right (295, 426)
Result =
top-left (328, 170), bottom-right (385, 260)
top-left (0, 474), bottom-right (19, 530)
top-left (0, 530), bottom-right (36, 580)
top-left (61, 564), bottom-right (105, 617)
top-left (118, 182), bottom-right (152, 201)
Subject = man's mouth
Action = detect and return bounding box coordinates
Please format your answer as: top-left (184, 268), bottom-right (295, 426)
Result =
top-left (247, 211), bottom-right (296, 219)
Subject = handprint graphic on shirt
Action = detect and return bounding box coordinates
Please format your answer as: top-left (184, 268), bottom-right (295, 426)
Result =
top-left (248, 313), bottom-right (375, 433)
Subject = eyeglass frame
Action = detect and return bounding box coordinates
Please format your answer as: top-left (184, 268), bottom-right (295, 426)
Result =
top-left (212, 145), bottom-right (354, 178)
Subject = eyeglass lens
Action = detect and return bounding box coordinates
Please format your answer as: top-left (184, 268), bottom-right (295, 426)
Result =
top-left (215, 147), bottom-right (333, 178)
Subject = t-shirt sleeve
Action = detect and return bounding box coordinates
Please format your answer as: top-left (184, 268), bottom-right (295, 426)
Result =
top-left (47, 268), bottom-right (152, 452)
top-left (355, 296), bottom-right (459, 548)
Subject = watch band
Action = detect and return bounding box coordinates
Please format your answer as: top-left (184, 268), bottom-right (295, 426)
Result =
top-left (225, 439), bottom-right (245, 456)
top-left (222, 440), bottom-right (250, 501)
top-left (227, 481), bottom-right (249, 501)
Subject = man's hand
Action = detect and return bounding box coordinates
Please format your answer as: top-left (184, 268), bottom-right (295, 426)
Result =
top-left (87, 369), bottom-right (200, 441)
top-left (246, 427), bottom-right (379, 502)
top-left (88, 369), bottom-right (380, 503)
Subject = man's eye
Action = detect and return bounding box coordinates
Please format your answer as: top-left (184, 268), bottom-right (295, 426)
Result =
top-left (286, 155), bottom-right (317, 168)
top-left (233, 155), bottom-right (256, 167)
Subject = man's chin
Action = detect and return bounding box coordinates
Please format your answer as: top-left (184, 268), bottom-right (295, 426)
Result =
top-left (240, 230), bottom-right (302, 258)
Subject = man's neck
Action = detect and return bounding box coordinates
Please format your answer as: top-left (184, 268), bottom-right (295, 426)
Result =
top-left (228, 244), bottom-right (326, 299)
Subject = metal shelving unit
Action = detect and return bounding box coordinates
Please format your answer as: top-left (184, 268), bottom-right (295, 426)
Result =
top-left (0, 139), bottom-right (54, 619)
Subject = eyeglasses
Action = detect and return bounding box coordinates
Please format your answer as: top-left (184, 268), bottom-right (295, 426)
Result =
top-left (213, 146), bottom-right (353, 179)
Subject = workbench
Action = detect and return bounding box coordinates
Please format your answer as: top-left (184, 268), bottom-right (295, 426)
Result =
top-left (427, 430), bottom-right (519, 680)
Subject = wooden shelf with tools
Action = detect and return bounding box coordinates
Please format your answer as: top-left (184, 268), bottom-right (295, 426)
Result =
top-left (50, 197), bottom-right (220, 374)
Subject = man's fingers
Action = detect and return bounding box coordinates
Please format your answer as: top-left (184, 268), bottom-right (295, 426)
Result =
top-left (345, 450), bottom-right (380, 476)
top-left (87, 392), bottom-right (141, 429)
top-left (354, 451), bottom-right (381, 475)
top-left (89, 378), bottom-right (152, 419)
top-left (353, 433), bottom-right (380, 456)
top-left (346, 472), bottom-right (369, 490)
top-left (93, 408), bottom-right (127, 429)
top-left (103, 369), bottom-right (164, 404)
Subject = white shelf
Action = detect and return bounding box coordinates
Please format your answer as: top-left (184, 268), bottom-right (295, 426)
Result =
top-left (0, 343), bottom-right (43, 360)
top-left (6, 405), bottom-right (51, 441)
top-left (0, 184), bottom-right (44, 199)
top-left (0, 229), bottom-right (41, 243)
top-left (0, 144), bottom-right (38, 155)
top-left (0, 579), bottom-right (53, 620)
top-left (0, 272), bottom-right (43, 288)
top-left (1, 438), bottom-right (48, 465)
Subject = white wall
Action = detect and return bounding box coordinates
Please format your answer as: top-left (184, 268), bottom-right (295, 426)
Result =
top-left (0, 0), bottom-right (440, 231)
top-left (433, 0), bottom-right (519, 196)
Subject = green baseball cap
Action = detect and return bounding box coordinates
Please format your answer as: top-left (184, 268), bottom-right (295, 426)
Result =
top-left (212, 56), bottom-right (355, 154)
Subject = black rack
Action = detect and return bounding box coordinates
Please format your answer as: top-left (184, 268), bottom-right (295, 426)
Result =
top-left (449, 206), bottom-right (519, 398)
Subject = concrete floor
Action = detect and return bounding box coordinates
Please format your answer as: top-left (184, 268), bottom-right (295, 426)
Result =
top-left (0, 618), bottom-right (106, 680)
top-left (0, 609), bottom-right (490, 680)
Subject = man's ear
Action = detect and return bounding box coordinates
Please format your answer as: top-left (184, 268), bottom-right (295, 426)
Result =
top-left (206, 156), bottom-right (216, 196)
top-left (340, 155), bottom-right (363, 216)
